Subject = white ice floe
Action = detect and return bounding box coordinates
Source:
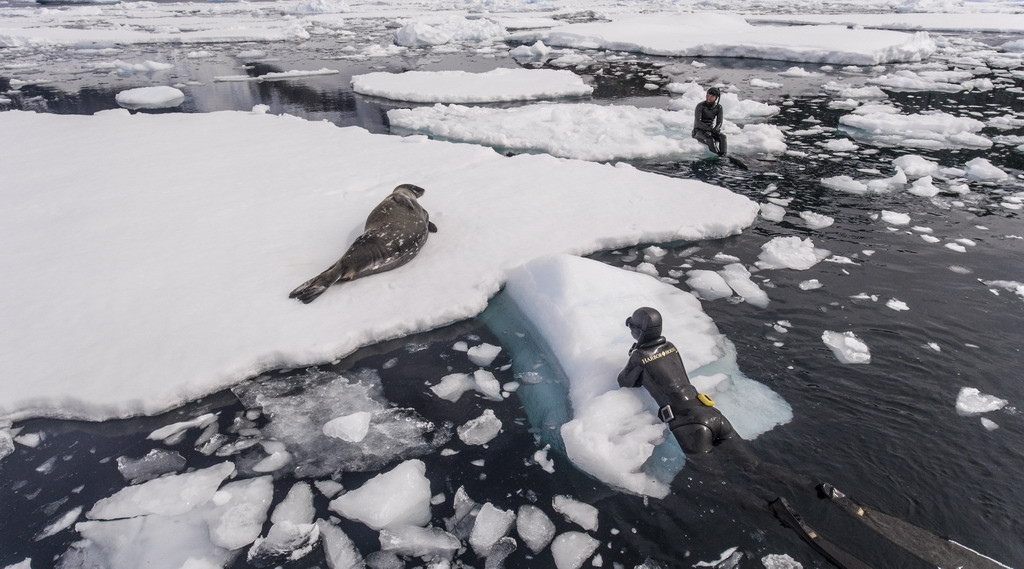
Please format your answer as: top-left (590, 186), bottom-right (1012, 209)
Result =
top-left (379, 525), bottom-right (460, 560)
top-left (760, 202), bottom-right (786, 222)
top-left (394, 16), bottom-right (507, 47)
top-left (822, 331), bottom-right (871, 364)
top-left (822, 81), bottom-right (889, 99)
top-left (289, 0), bottom-right (351, 15)
top-left (799, 279), bottom-right (823, 290)
top-left (388, 103), bottom-right (787, 161)
top-left (552, 495), bottom-right (598, 531)
top-left (762, 553), bottom-right (803, 569)
top-left (880, 210), bottom-right (911, 225)
top-left (322, 412), bottom-right (372, 443)
top-left (686, 270), bottom-right (734, 301)
top-left (510, 13), bottom-right (935, 64)
top-left (469, 502), bottom-right (515, 557)
top-left (963, 157), bottom-right (1009, 181)
top-left (457, 409), bottom-right (502, 445)
top-left (550, 531), bottom-right (600, 569)
top-left (467, 343), bottom-right (502, 367)
top-left (317, 520), bottom-right (363, 569)
top-left (779, 66), bottom-right (820, 77)
top-left (755, 236), bottom-right (831, 270)
top-left (329, 459), bottom-right (431, 531)
top-left (117, 449), bottom-right (186, 483)
top-left (886, 299), bottom-right (910, 311)
top-left (665, 81), bottom-right (781, 121)
top-left (36, 506), bottom-right (83, 541)
top-left (504, 255), bottom-right (791, 497)
top-left (893, 154), bottom-right (939, 178)
top-left (517, 504), bottom-right (556, 554)
top-left (88, 462), bottom-right (236, 520)
top-left (115, 86), bottom-right (185, 110)
top-left (213, 68), bottom-right (339, 82)
top-left (822, 138), bottom-right (858, 152)
top-left (248, 482), bottom-right (318, 564)
top-left (866, 69), bottom-right (973, 92)
top-left (956, 387), bottom-right (1009, 416)
top-left (749, 13), bottom-right (1024, 34)
top-left (822, 168), bottom-right (907, 194)
top-left (908, 176), bottom-right (941, 197)
top-left (751, 78), bottom-right (783, 88)
top-left (0, 110), bottom-right (757, 421)
top-left (351, 68), bottom-right (592, 103)
top-left (147, 412), bottom-right (218, 442)
top-left (840, 108), bottom-right (991, 149)
top-left (799, 211), bottom-right (835, 229)
top-left (719, 263), bottom-right (770, 308)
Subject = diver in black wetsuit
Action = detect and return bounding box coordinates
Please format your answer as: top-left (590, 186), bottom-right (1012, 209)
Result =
top-left (692, 86), bottom-right (727, 156)
top-left (617, 307), bottom-right (737, 453)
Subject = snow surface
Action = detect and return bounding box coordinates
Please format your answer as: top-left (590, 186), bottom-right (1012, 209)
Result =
top-left (389, 103), bottom-right (787, 161)
top-left (503, 255), bottom-right (792, 497)
top-left (510, 13), bottom-right (936, 65)
top-left (0, 110), bottom-right (758, 421)
top-left (351, 68), bottom-right (592, 103)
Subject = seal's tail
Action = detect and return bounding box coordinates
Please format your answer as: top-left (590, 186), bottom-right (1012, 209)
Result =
top-left (289, 263), bottom-right (349, 304)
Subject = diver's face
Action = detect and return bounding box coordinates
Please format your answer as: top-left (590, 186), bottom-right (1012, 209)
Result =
top-left (706, 93), bottom-right (718, 103)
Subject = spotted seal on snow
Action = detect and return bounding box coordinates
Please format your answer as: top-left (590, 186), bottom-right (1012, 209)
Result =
top-left (289, 184), bottom-right (437, 304)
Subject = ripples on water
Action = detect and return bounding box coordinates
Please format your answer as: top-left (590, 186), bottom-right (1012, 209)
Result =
top-left (1, 29), bottom-right (1023, 569)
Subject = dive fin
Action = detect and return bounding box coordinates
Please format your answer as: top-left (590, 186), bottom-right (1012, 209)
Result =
top-left (817, 483), bottom-right (1012, 569)
top-left (769, 497), bottom-right (875, 569)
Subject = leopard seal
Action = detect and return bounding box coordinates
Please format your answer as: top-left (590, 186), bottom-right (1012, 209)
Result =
top-left (289, 184), bottom-right (437, 304)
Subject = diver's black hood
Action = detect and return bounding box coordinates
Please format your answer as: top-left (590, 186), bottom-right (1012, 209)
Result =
top-left (626, 307), bottom-right (663, 344)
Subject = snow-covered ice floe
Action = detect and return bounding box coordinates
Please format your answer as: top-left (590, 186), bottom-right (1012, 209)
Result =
top-left (0, 110), bottom-right (759, 421)
top-left (839, 104), bottom-right (991, 149)
top-left (503, 255), bottom-right (793, 498)
top-left (510, 13), bottom-right (936, 65)
top-left (388, 103), bottom-right (787, 161)
top-left (351, 68), bottom-right (592, 103)
top-left (114, 86), bottom-right (185, 110)
top-left (749, 12), bottom-right (1024, 34)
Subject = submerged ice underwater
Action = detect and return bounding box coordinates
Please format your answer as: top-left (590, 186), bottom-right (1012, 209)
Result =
top-left (2, 0), bottom-right (1024, 568)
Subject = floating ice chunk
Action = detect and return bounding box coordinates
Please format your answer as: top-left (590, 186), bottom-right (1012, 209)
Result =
top-left (115, 86), bottom-right (185, 110)
top-left (116, 449), bottom-right (186, 483)
top-left (822, 331), bottom-right (871, 364)
top-left (643, 246), bottom-right (667, 263)
top-left (253, 449), bottom-right (292, 473)
top-left (886, 299), bottom-right (909, 311)
top-left (892, 154), bottom-right (939, 179)
top-left (760, 202), bottom-right (786, 222)
top-left (233, 369), bottom-right (436, 478)
top-left (290, 0), bottom-right (351, 14)
top-left (330, 459), bottom-right (432, 531)
top-left (822, 175), bottom-right (867, 194)
top-left (431, 373), bottom-right (477, 402)
top-left (561, 390), bottom-right (669, 497)
top-left (551, 531), bottom-right (600, 569)
top-left (866, 168), bottom-right (908, 193)
top-left (750, 78), bottom-right (783, 88)
top-left (510, 40), bottom-right (552, 61)
top-left (922, 234), bottom-right (941, 243)
top-left (823, 139), bottom-right (857, 152)
top-left (761, 553), bottom-right (802, 569)
top-left (907, 176), bottom-right (940, 197)
top-left (206, 476), bottom-right (275, 550)
top-left (799, 279), bottom-right (823, 290)
top-left (983, 280), bottom-right (1024, 301)
top-left (453, 341), bottom-right (469, 352)
top-left (3, 559), bottom-right (32, 569)
top-left (379, 526), bottom-right (460, 560)
top-left (147, 413), bottom-right (218, 442)
top-left (88, 462), bottom-right (235, 520)
top-left (867, 69), bottom-right (965, 92)
top-left (35, 506), bottom-right (82, 541)
top-left (215, 69), bottom-right (340, 83)
top-left (552, 495), bottom-right (598, 531)
top-left (964, 157), bottom-right (1008, 181)
top-left (1, 430), bottom-right (15, 462)
top-left (248, 483), bottom-right (318, 564)
top-left (635, 262), bottom-right (659, 278)
top-left (352, 68), bottom-right (592, 104)
top-left (685, 270), bottom-right (734, 301)
top-left (822, 168), bottom-right (906, 194)
top-left (14, 432), bottom-right (41, 448)
top-left (822, 82), bottom-right (888, 99)
top-left (945, 243), bottom-right (966, 253)
top-left (323, 412), bottom-right (372, 443)
top-left (317, 520), bottom-right (364, 569)
top-left (756, 237), bottom-right (830, 271)
top-left (533, 444), bottom-right (556, 473)
top-left (780, 66), bottom-right (819, 77)
top-left (800, 211), bottom-right (834, 229)
top-left (467, 343), bottom-right (502, 367)
top-left (470, 502), bottom-right (516, 557)
top-left (396, 16), bottom-right (507, 47)
top-left (955, 387), bottom-right (1008, 416)
top-left (550, 53), bottom-right (595, 68)
top-left (880, 210), bottom-right (911, 225)
top-left (315, 480), bottom-right (344, 499)
top-left (395, 21), bottom-right (451, 46)
top-left (473, 369), bottom-right (503, 401)
top-left (981, 418), bottom-right (999, 431)
top-left (389, 103), bottom-right (786, 161)
top-left (457, 409), bottom-right (502, 446)
top-left (237, 50), bottom-right (267, 59)
top-left (840, 109), bottom-right (990, 149)
top-left (74, 512), bottom-right (231, 569)
top-left (517, 505), bottom-right (556, 554)
top-left (718, 263), bottom-right (769, 307)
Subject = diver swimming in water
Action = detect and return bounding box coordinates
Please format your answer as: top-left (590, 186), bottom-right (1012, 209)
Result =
top-left (692, 86), bottom-right (728, 156)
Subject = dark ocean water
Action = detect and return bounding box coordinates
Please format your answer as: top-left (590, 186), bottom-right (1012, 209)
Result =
top-left (1, 28), bottom-right (1023, 569)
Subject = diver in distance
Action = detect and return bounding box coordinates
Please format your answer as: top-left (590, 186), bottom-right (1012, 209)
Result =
top-left (692, 86), bottom-right (728, 156)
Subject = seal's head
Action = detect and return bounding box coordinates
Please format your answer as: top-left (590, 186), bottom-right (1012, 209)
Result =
top-left (626, 307), bottom-right (663, 343)
top-left (394, 184), bottom-right (426, 199)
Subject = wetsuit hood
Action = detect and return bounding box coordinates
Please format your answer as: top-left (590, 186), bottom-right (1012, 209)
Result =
top-left (626, 307), bottom-right (663, 344)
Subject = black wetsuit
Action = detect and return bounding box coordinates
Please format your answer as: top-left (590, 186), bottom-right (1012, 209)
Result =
top-left (692, 100), bottom-right (727, 156)
top-left (617, 336), bottom-right (736, 454)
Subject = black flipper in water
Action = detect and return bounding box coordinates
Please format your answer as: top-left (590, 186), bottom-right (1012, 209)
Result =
top-left (769, 497), bottom-right (876, 569)
top-left (817, 483), bottom-right (1012, 569)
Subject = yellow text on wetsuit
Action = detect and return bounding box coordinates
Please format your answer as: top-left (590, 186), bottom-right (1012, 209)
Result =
top-left (641, 346), bottom-right (678, 365)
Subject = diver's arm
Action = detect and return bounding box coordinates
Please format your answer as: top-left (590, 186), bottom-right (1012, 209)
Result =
top-left (713, 106), bottom-right (724, 132)
top-left (617, 363), bottom-right (643, 388)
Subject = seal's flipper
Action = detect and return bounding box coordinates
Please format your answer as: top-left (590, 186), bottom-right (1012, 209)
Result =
top-left (817, 483), bottom-right (1012, 569)
top-left (428, 221), bottom-right (438, 233)
top-left (770, 497), bottom-right (875, 569)
top-left (289, 262), bottom-right (345, 304)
